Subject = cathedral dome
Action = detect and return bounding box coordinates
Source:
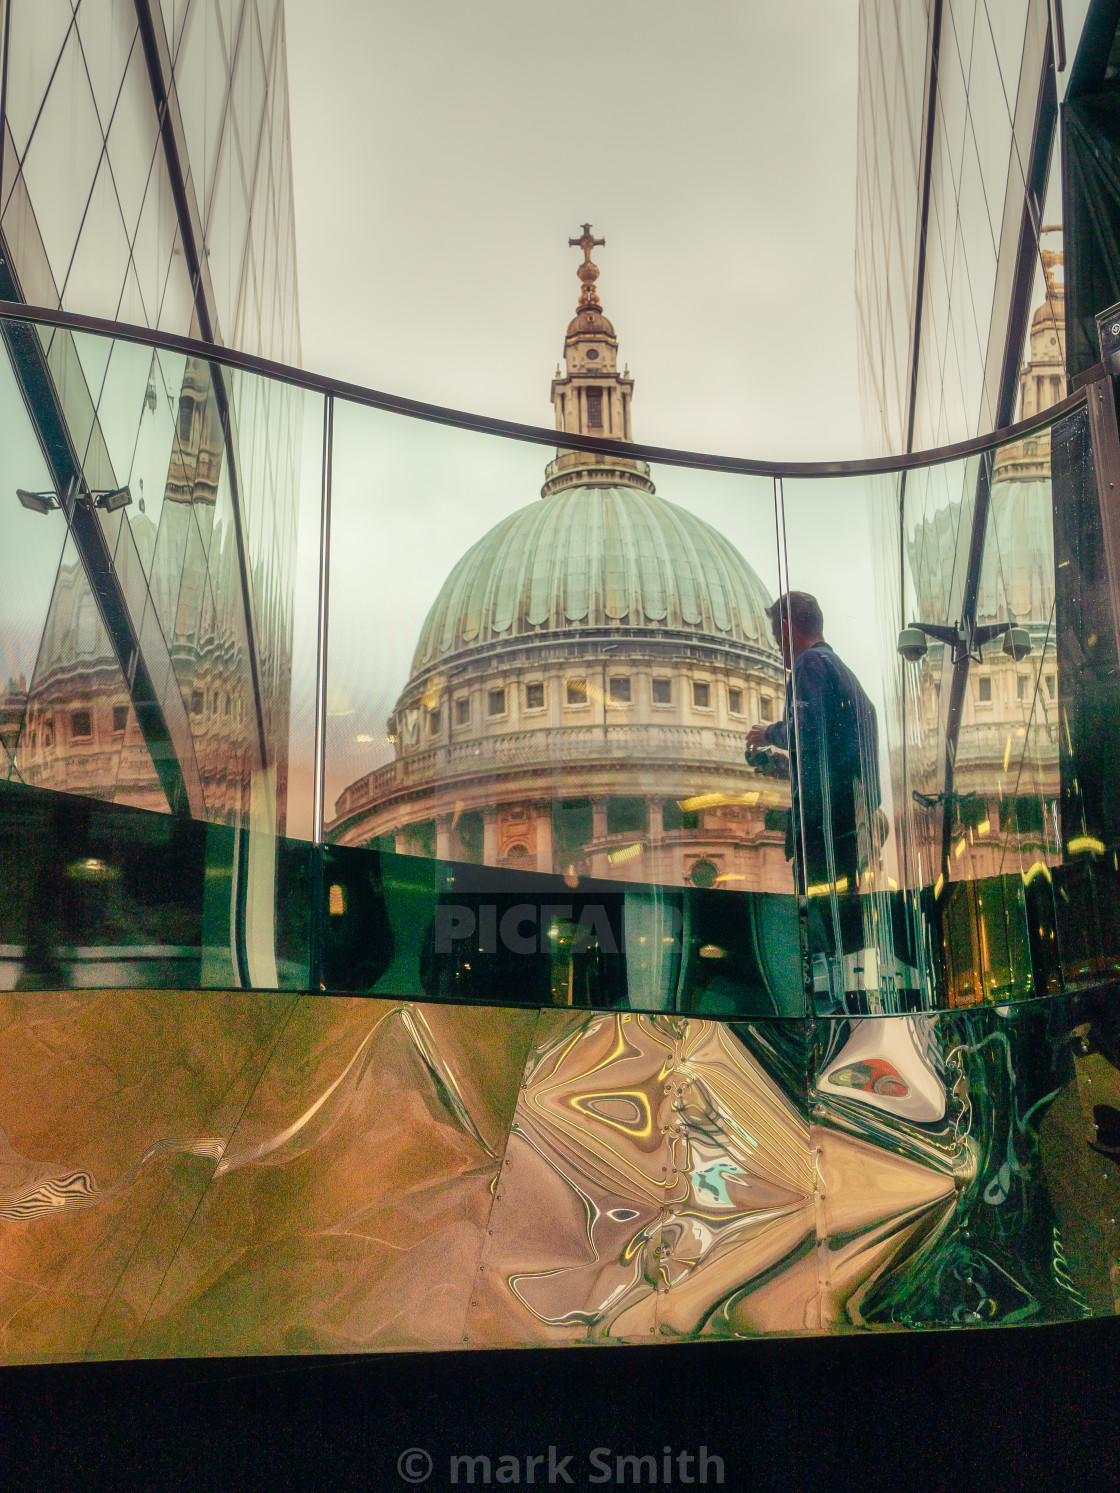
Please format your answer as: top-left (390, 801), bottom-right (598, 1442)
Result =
top-left (410, 483), bottom-right (777, 677)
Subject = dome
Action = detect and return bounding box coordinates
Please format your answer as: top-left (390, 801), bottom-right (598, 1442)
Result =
top-left (410, 485), bottom-right (777, 677)
top-left (566, 306), bottom-right (616, 340)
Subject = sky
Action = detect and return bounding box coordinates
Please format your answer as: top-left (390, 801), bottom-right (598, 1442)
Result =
top-left (283, 0), bottom-right (863, 461)
top-left (279, 0), bottom-right (883, 840)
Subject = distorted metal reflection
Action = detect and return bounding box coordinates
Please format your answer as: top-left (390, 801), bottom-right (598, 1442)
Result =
top-left (0, 991), bottom-right (1113, 1361)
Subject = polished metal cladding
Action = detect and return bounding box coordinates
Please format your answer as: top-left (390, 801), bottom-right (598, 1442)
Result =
top-left (0, 990), bottom-right (1114, 1363)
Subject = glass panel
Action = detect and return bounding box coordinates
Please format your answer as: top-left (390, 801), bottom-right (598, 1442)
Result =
top-left (18, 26), bottom-right (105, 293)
top-left (811, 998), bottom-right (1108, 1330)
top-left (325, 399), bottom-right (800, 1015)
top-left (782, 403), bottom-right (1098, 1017)
top-left (779, 465), bottom-right (931, 1014)
top-left (13, 528), bottom-right (160, 807)
top-left (0, 331), bottom-right (69, 780)
top-left (0, 777), bottom-right (311, 994)
top-left (0, 317), bottom-right (318, 992)
top-left (2, 0), bottom-right (75, 162)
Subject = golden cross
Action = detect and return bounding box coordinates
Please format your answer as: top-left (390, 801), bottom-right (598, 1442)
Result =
top-left (568, 223), bottom-right (605, 263)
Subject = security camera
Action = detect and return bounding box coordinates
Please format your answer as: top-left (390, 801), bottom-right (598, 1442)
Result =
top-left (1002, 626), bottom-right (1031, 663)
top-left (897, 626), bottom-right (928, 663)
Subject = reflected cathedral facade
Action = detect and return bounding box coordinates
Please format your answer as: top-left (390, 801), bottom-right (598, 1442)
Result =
top-left (328, 230), bottom-right (792, 892)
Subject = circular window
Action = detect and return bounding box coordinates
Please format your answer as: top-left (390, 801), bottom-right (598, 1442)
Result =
top-left (585, 348), bottom-right (599, 360)
top-left (690, 858), bottom-right (719, 889)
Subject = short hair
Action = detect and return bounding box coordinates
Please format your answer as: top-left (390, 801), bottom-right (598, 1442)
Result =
top-left (767, 591), bottom-right (824, 637)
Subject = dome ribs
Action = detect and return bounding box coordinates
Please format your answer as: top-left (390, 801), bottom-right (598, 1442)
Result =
top-left (602, 492), bottom-right (631, 621)
top-left (631, 492), bottom-right (668, 623)
top-left (565, 492), bottom-right (592, 623)
top-left (406, 483), bottom-right (781, 673)
top-left (525, 492), bottom-right (566, 628)
top-left (663, 502), bottom-right (704, 627)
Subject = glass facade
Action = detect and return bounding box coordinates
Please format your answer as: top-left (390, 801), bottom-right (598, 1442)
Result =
top-left (1, 1), bottom-right (1120, 1362)
top-left (1, 0), bottom-right (300, 361)
top-left (855, 0), bottom-right (1078, 456)
top-left (0, 1), bottom-right (312, 966)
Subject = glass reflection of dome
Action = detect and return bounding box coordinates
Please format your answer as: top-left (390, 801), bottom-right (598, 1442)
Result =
top-left (411, 484), bottom-right (776, 677)
top-left (329, 227), bottom-right (790, 895)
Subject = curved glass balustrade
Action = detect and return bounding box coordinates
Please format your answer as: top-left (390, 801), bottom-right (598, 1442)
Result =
top-left (1, 307), bottom-right (1118, 1356)
top-left (2, 307), bottom-right (1111, 1022)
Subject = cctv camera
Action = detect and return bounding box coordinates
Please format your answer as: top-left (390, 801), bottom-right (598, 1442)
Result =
top-left (1002, 626), bottom-right (1031, 663)
top-left (897, 626), bottom-right (928, 663)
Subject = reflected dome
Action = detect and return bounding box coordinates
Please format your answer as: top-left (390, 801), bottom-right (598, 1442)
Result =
top-left (411, 483), bottom-right (776, 677)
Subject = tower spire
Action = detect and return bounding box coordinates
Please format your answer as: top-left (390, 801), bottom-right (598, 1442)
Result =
top-left (543, 224), bottom-right (652, 499)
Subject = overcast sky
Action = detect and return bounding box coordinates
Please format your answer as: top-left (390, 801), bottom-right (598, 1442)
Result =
top-left (284, 0), bottom-right (862, 461)
top-left (280, 0), bottom-right (880, 840)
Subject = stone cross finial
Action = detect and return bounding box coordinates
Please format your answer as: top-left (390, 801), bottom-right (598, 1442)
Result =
top-left (569, 223), bottom-right (605, 307)
top-left (568, 223), bottom-right (605, 262)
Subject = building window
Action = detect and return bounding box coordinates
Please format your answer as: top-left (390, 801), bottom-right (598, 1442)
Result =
top-left (609, 676), bottom-right (631, 703)
top-left (429, 708), bottom-right (441, 735)
top-left (607, 797), bottom-right (646, 836)
top-left (526, 682), bottom-right (545, 710)
top-left (978, 676), bottom-right (992, 702)
top-left (652, 677), bottom-right (671, 704)
top-left (70, 709), bottom-right (92, 739)
top-left (566, 678), bottom-right (588, 705)
top-left (662, 801), bottom-right (699, 832)
top-left (1045, 673), bottom-right (1056, 698)
top-left (586, 388), bottom-right (603, 428)
top-left (760, 695), bottom-right (774, 721)
top-left (178, 395), bottom-right (194, 444)
top-left (190, 690), bottom-right (204, 715)
top-left (728, 687), bottom-right (742, 714)
top-left (455, 697), bottom-right (470, 725)
top-left (999, 796), bottom-right (1045, 835)
top-left (112, 705), bottom-right (128, 734)
top-left (1017, 675), bottom-right (1029, 700)
top-left (692, 681), bottom-right (710, 709)
top-left (488, 688), bottom-right (506, 717)
top-left (689, 858), bottom-right (719, 889)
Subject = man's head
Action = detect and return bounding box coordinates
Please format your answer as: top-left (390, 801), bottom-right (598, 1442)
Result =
top-left (767, 591), bottom-right (824, 666)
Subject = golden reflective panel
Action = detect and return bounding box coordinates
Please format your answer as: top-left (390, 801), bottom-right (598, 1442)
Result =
top-left (0, 990), bottom-right (1115, 1362)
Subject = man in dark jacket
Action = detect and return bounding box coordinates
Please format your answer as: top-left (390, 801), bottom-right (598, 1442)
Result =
top-left (746, 591), bottom-right (881, 900)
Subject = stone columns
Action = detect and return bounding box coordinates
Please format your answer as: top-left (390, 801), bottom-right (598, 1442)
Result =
top-left (591, 799), bottom-right (609, 878)
top-left (436, 813), bottom-right (453, 861)
top-left (536, 804), bottom-right (554, 874)
top-left (483, 806), bottom-right (498, 865)
top-left (645, 795), bottom-right (663, 882)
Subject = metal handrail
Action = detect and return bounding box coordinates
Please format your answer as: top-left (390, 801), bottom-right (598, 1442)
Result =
top-left (0, 301), bottom-right (1090, 481)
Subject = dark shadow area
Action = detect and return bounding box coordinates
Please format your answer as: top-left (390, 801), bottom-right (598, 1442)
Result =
top-left (0, 1324), bottom-right (1117, 1492)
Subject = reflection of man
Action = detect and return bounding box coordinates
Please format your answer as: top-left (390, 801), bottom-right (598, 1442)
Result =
top-left (746, 591), bottom-right (880, 896)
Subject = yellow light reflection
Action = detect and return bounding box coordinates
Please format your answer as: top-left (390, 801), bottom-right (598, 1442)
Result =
top-left (1068, 835), bottom-right (1106, 855)
top-left (806, 877), bottom-right (849, 898)
top-left (607, 842), bottom-right (644, 865)
top-left (678, 790), bottom-right (761, 811)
